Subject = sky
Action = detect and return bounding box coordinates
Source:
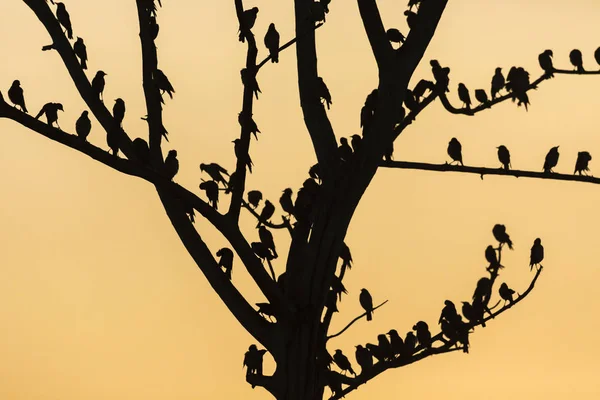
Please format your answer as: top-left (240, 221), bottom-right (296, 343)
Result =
top-left (1, 0), bottom-right (600, 399)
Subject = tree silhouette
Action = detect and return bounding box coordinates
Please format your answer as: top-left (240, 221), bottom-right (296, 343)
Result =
top-left (1, 1), bottom-right (599, 399)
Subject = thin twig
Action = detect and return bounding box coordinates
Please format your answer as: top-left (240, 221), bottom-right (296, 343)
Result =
top-left (326, 300), bottom-right (389, 341)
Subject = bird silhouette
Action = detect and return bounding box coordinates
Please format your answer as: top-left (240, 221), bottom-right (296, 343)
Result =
top-left (457, 83), bottom-right (471, 109)
top-left (407, 0), bottom-right (422, 10)
top-left (233, 138), bottom-right (253, 173)
top-left (132, 138), bottom-right (150, 166)
top-left (430, 60), bottom-right (450, 93)
top-left (506, 67), bottom-right (531, 110)
top-left (75, 110), bottom-right (91, 141)
top-left (56, 3), bottom-right (73, 39)
top-left (317, 77), bottom-right (332, 110)
top-left (333, 349), bottom-right (355, 376)
top-left (308, 163), bottom-right (321, 182)
top-left (413, 79), bottom-right (434, 101)
top-left (243, 345), bottom-right (267, 380)
top-left (366, 343), bottom-right (385, 363)
top-left (256, 200), bottom-right (275, 228)
top-left (74, 37), bottom-right (87, 69)
top-left (574, 151), bottom-right (592, 175)
top-left (200, 163), bottom-right (230, 185)
top-left (538, 50), bottom-right (554, 78)
top-left (325, 371), bottom-right (343, 397)
top-left (154, 69), bottom-right (175, 101)
top-left (497, 145), bottom-right (511, 170)
top-left (258, 226), bottom-right (278, 259)
top-left (225, 171), bottom-right (240, 195)
top-left (413, 321), bottom-right (432, 349)
top-left (595, 47), bottom-right (600, 67)
top-left (499, 283), bottom-right (515, 305)
top-left (91, 71), bottom-right (107, 101)
top-left (384, 142), bottom-right (395, 162)
top-left (543, 146), bottom-right (560, 173)
top-left (340, 243), bottom-right (353, 272)
top-left (164, 150), bottom-right (179, 180)
top-left (404, 11), bottom-right (418, 30)
top-left (251, 241), bottom-right (274, 262)
top-left (377, 334), bottom-right (393, 361)
top-left (8, 80), bottom-right (27, 113)
top-left (404, 332), bottom-right (416, 357)
top-left (35, 103), bottom-right (64, 128)
top-left (106, 125), bottom-right (121, 156)
top-left (200, 181), bottom-right (219, 209)
top-left (238, 111), bottom-right (261, 140)
top-left (113, 98), bottom-right (126, 126)
top-left (330, 275), bottom-right (348, 302)
top-left (264, 23), bottom-right (280, 63)
top-left (338, 138), bottom-right (353, 163)
top-left (321, 0), bottom-right (332, 13)
top-left (388, 329), bottom-right (404, 357)
top-left (439, 300), bottom-right (459, 325)
top-left (279, 188), bottom-right (294, 216)
top-left (447, 137), bottom-right (463, 165)
top-left (473, 277), bottom-right (492, 305)
top-left (241, 68), bottom-right (261, 99)
top-left (386, 28), bottom-right (406, 44)
top-left (350, 134), bottom-right (362, 154)
top-left (355, 345), bottom-right (373, 375)
top-left (216, 247), bottom-right (234, 279)
top-left (569, 49), bottom-right (585, 72)
top-left (238, 7), bottom-right (259, 43)
top-left (485, 245), bottom-right (501, 271)
top-left (491, 67), bottom-right (505, 99)
top-left (148, 15), bottom-right (159, 40)
top-left (359, 289), bottom-right (374, 321)
top-left (492, 224), bottom-right (513, 250)
top-left (529, 238), bottom-right (544, 270)
top-left (474, 89), bottom-right (489, 105)
top-left (404, 89), bottom-right (419, 112)
top-left (247, 190), bottom-right (263, 208)
top-left (310, 2), bottom-right (326, 22)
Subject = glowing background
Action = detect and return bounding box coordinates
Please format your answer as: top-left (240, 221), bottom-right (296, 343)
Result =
top-left (1, 0), bottom-right (600, 399)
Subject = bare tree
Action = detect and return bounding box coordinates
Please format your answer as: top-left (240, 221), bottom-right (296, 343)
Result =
top-left (1, 1), bottom-right (599, 399)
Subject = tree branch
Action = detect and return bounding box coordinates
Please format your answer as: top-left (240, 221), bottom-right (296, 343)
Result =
top-left (393, 91), bottom-right (439, 141)
top-left (356, 0), bottom-right (393, 68)
top-left (241, 200), bottom-right (293, 235)
top-left (326, 300), bottom-right (389, 342)
top-left (381, 160), bottom-right (600, 185)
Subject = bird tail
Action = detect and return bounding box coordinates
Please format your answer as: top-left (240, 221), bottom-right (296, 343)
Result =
top-left (81, 59), bottom-right (87, 70)
top-left (507, 239), bottom-right (513, 250)
top-left (67, 28), bottom-right (73, 40)
top-left (34, 108), bottom-right (44, 120)
top-left (578, 66), bottom-right (585, 73)
top-left (366, 312), bottom-right (372, 321)
top-left (23, 103), bottom-right (28, 114)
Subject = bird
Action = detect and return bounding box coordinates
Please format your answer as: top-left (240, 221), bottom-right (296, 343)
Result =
top-left (529, 238), bottom-right (544, 270)
top-left (350, 134), bottom-right (362, 154)
top-left (404, 11), bottom-right (418, 30)
top-left (538, 50), bottom-right (554, 78)
top-left (241, 68), bottom-right (261, 99)
top-left (413, 80), bottom-right (434, 101)
top-left (457, 83), bottom-right (471, 109)
top-left (497, 145), bottom-right (511, 170)
top-left (355, 345), bottom-right (373, 375)
top-left (330, 275), bottom-right (347, 302)
top-left (474, 89), bottom-right (489, 105)
top-left (338, 138), bottom-right (353, 163)
top-left (74, 37), bottom-right (87, 69)
top-left (247, 190), bottom-right (263, 208)
top-left (359, 289), bottom-right (374, 321)
top-left (216, 247), bottom-right (234, 279)
top-left (377, 334), bottom-right (393, 361)
top-left (430, 60), bottom-right (450, 93)
top-left (91, 71), bottom-right (107, 101)
top-left (279, 188), bottom-right (294, 216)
top-left (473, 277), bottom-right (492, 305)
top-left (485, 245), bottom-right (501, 271)
top-left (113, 98), bottom-right (126, 126)
top-left (35, 103), bottom-right (64, 128)
top-left (499, 283), bottom-right (515, 305)
top-left (238, 112), bottom-right (261, 140)
top-left (132, 138), bottom-right (150, 166)
top-left (164, 150), bottom-right (179, 180)
top-left (384, 142), bottom-right (394, 162)
top-left (317, 77), bottom-right (332, 109)
top-left (233, 139), bottom-right (253, 173)
top-left (310, 2), bottom-right (326, 22)
top-left (264, 23), bottom-right (280, 63)
top-left (256, 200), bottom-right (275, 228)
top-left (243, 345), bottom-right (267, 380)
top-left (365, 343), bottom-right (385, 364)
top-left (258, 226), bottom-right (278, 259)
top-left (404, 89), bottom-right (419, 112)
top-left (595, 47), bottom-right (600, 67)
top-left (200, 163), bottom-right (230, 185)
top-left (413, 321), bottom-right (432, 349)
top-left (569, 49), bottom-right (585, 72)
top-left (56, 3), bottom-right (73, 39)
top-left (543, 146), bottom-right (560, 173)
top-left (308, 164), bottom-right (321, 182)
top-left (149, 15), bottom-right (159, 40)
top-left (238, 7), bottom-right (259, 43)
top-left (340, 243), bottom-right (353, 272)
top-left (386, 28), bottom-right (405, 44)
top-left (404, 332), bottom-right (417, 356)
top-left (75, 110), bottom-right (91, 141)
top-left (407, 0), bottom-right (422, 10)
top-left (321, 0), bottom-right (332, 14)
top-left (439, 300), bottom-right (458, 325)
top-left (505, 67), bottom-right (531, 110)
top-left (491, 67), bottom-right (505, 99)
top-left (492, 224), bottom-right (513, 250)
top-left (8, 80), bottom-right (27, 113)
top-left (154, 69), bottom-right (175, 101)
top-left (200, 181), bottom-right (219, 209)
top-left (106, 125), bottom-right (121, 156)
top-left (333, 349), bottom-right (355, 376)
top-left (447, 138), bottom-right (463, 165)
top-left (388, 329), bottom-right (404, 357)
top-left (574, 151), bottom-right (592, 175)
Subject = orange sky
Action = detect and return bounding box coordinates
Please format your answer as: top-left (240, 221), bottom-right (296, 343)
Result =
top-left (1, 1), bottom-right (600, 399)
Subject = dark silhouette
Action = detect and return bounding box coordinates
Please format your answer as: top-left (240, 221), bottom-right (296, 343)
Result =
top-left (485, 245), bottom-right (500, 271)
top-left (595, 47), bottom-right (600, 66)
top-left (256, 302), bottom-right (276, 321)
top-left (404, 11), bottom-right (418, 30)
top-left (164, 150), bottom-right (179, 180)
top-left (333, 349), bottom-right (355, 376)
top-left (413, 79), bottom-right (434, 101)
top-left (279, 188), bottom-right (294, 216)
top-left (256, 200), bottom-right (275, 228)
top-left (505, 66), bottom-right (531, 110)
top-left (543, 146), bottom-right (560, 173)
top-left (73, 37), bottom-right (88, 69)
top-left (238, 111), bottom-right (261, 140)
top-left (91, 71), bottom-right (107, 101)
top-left (386, 28), bottom-right (406, 44)
top-left (497, 145), bottom-right (511, 170)
top-left (106, 125), bottom-right (120, 156)
top-left (404, 332), bottom-right (417, 357)
top-left (75, 110), bottom-right (91, 141)
top-left (492, 224), bottom-right (514, 250)
top-left (474, 89), bottom-right (488, 105)
top-left (244, 344), bottom-right (267, 386)
top-left (574, 151), bottom-right (592, 175)
top-left (430, 59), bottom-right (450, 93)
top-left (407, 0), bottom-right (422, 11)
top-left (233, 138), bottom-right (253, 173)
top-left (338, 137), bottom-right (353, 163)
top-left (238, 7), bottom-right (259, 43)
top-left (258, 226), bottom-right (278, 259)
top-left (377, 334), bottom-right (393, 361)
top-left (154, 69), bottom-right (175, 101)
top-left (413, 321), bottom-right (432, 349)
top-left (113, 98), bottom-right (125, 126)
top-left (132, 138), bottom-right (150, 166)
top-left (339, 243), bottom-right (353, 274)
top-left (388, 329), bottom-right (404, 357)
top-left (439, 300), bottom-right (458, 325)
top-left (499, 283), bottom-right (515, 305)
top-left (200, 163), bottom-right (229, 186)
top-left (56, 3), bottom-right (73, 40)
top-left (200, 180), bottom-right (219, 209)
top-left (247, 190), bottom-right (262, 209)
top-left (8, 80), bottom-right (27, 113)
top-left (538, 50), bottom-right (554, 78)
top-left (354, 345), bottom-right (373, 375)
top-left (447, 137), bottom-right (463, 165)
top-left (457, 83), bottom-right (471, 109)
top-left (316, 77), bottom-right (332, 110)
top-left (241, 68), bottom-right (261, 99)
top-left (35, 102), bottom-right (64, 128)
top-left (264, 23), bottom-right (280, 63)
top-left (569, 49), bottom-right (585, 72)
top-left (529, 238), bottom-right (544, 270)
top-left (216, 247), bottom-right (234, 279)
top-left (359, 289), bottom-right (374, 321)
top-left (404, 89), bottom-right (419, 112)
top-left (350, 134), bottom-right (362, 154)
top-left (491, 67), bottom-right (505, 99)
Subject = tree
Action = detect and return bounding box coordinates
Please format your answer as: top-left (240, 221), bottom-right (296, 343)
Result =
top-left (1, 1), bottom-right (599, 399)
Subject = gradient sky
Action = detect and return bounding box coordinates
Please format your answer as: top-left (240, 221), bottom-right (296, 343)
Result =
top-left (1, 1), bottom-right (600, 399)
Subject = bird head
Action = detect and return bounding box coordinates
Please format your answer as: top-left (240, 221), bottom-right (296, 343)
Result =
top-left (444, 300), bottom-right (454, 307)
top-left (56, 103), bottom-right (64, 111)
top-left (335, 349), bottom-right (342, 354)
top-left (249, 344), bottom-right (257, 351)
top-left (81, 110), bottom-right (88, 116)
top-left (545, 49), bottom-right (554, 57)
top-left (251, 7), bottom-right (259, 13)
top-left (199, 163), bottom-right (206, 171)
top-left (168, 150), bottom-right (177, 157)
top-left (351, 134), bottom-right (361, 140)
top-left (283, 188), bottom-right (292, 195)
top-left (340, 137), bottom-right (348, 145)
top-left (495, 67), bottom-right (502, 73)
top-left (232, 139), bottom-right (241, 144)
top-left (12, 80), bottom-right (20, 86)
top-left (534, 238), bottom-right (541, 245)
top-left (97, 71), bottom-right (107, 77)
top-left (388, 329), bottom-right (398, 336)
top-left (269, 23), bottom-right (275, 29)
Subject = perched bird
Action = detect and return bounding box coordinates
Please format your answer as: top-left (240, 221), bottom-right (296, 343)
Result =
top-left (404, 89), bottom-right (419, 112)
top-left (258, 226), bottom-right (278, 259)
top-left (132, 138), bottom-right (150, 166)
top-left (529, 238), bottom-right (544, 270)
top-left (317, 77), bottom-right (332, 109)
top-left (386, 28), bottom-right (405, 44)
top-left (164, 150), bottom-right (179, 180)
top-left (430, 60), bottom-right (450, 93)
top-left (505, 67), bottom-right (531, 110)
top-left (492, 224), bottom-right (513, 250)
top-left (256, 302), bottom-right (276, 321)
top-left (457, 83), bottom-right (471, 109)
top-left (366, 343), bottom-right (385, 363)
top-left (330, 275), bottom-right (348, 302)
top-left (74, 37), bottom-right (87, 69)
top-left (350, 134), bottom-right (362, 154)
top-left (247, 190), bottom-right (263, 208)
top-left (91, 71), bottom-right (107, 101)
top-left (359, 289), bottom-right (374, 321)
top-left (216, 247), bottom-right (234, 279)
top-left (200, 163), bottom-right (229, 185)
top-left (407, 0), bottom-right (422, 10)
top-left (474, 89), bottom-right (489, 105)
top-left (338, 138), bottom-right (353, 163)
top-left (485, 245), bottom-right (500, 271)
top-left (595, 47), bottom-right (600, 66)
top-left (8, 80), bottom-right (27, 113)
top-left (404, 332), bottom-right (417, 356)
top-left (233, 138), bottom-right (253, 173)
top-left (412, 80), bottom-right (434, 101)
top-left (377, 334), bottom-right (393, 361)
top-left (238, 111), bottom-right (261, 140)
top-left (75, 110), bottom-right (91, 141)
top-left (499, 283), bottom-right (515, 305)
top-left (333, 350), bottom-right (355, 376)
top-left (388, 329), bottom-right (404, 357)
top-left (355, 345), bottom-right (373, 375)
top-left (538, 50), bottom-right (554, 78)
top-left (340, 243), bottom-right (353, 272)
top-left (325, 371), bottom-right (343, 397)
top-left (200, 181), bottom-right (219, 209)
top-left (251, 241), bottom-right (274, 262)
top-left (384, 142), bottom-right (394, 162)
top-left (113, 98), bottom-right (126, 126)
top-left (149, 15), bottom-right (159, 40)
top-left (447, 137), bottom-right (463, 165)
top-left (308, 163), bottom-right (321, 182)
top-left (35, 102), bottom-right (64, 128)
top-left (491, 67), bottom-right (505, 99)
top-left (404, 11), bottom-right (418, 30)
top-left (413, 321), bottom-right (432, 349)
top-left (256, 200), bottom-right (275, 228)
top-left (473, 277), bottom-right (492, 305)
top-left (106, 125), bottom-right (121, 156)
top-left (243, 345), bottom-right (267, 379)
top-left (439, 300), bottom-right (458, 325)
top-left (225, 171), bottom-right (240, 194)
top-left (310, 2), bottom-right (326, 22)
top-left (543, 146), bottom-right (560, 173)
top-left (238, 7), bottom-right (259, 43)
top-left (574, 151), bottom-right (592, 175)
top-left (241, 68), bottom-right (261, 99)
top-left (279, 188), bottom-right (294, 216)
top-left (569, 49), bottom-right (585, 72)
top-left (154, 69), bottom-right (175, 101)
top-left (56, 3), bottom-right (73, 39)
top-left (264, 23), bottom-right (280, 63)
top-left (497, 145), bottom-right (511, 170)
